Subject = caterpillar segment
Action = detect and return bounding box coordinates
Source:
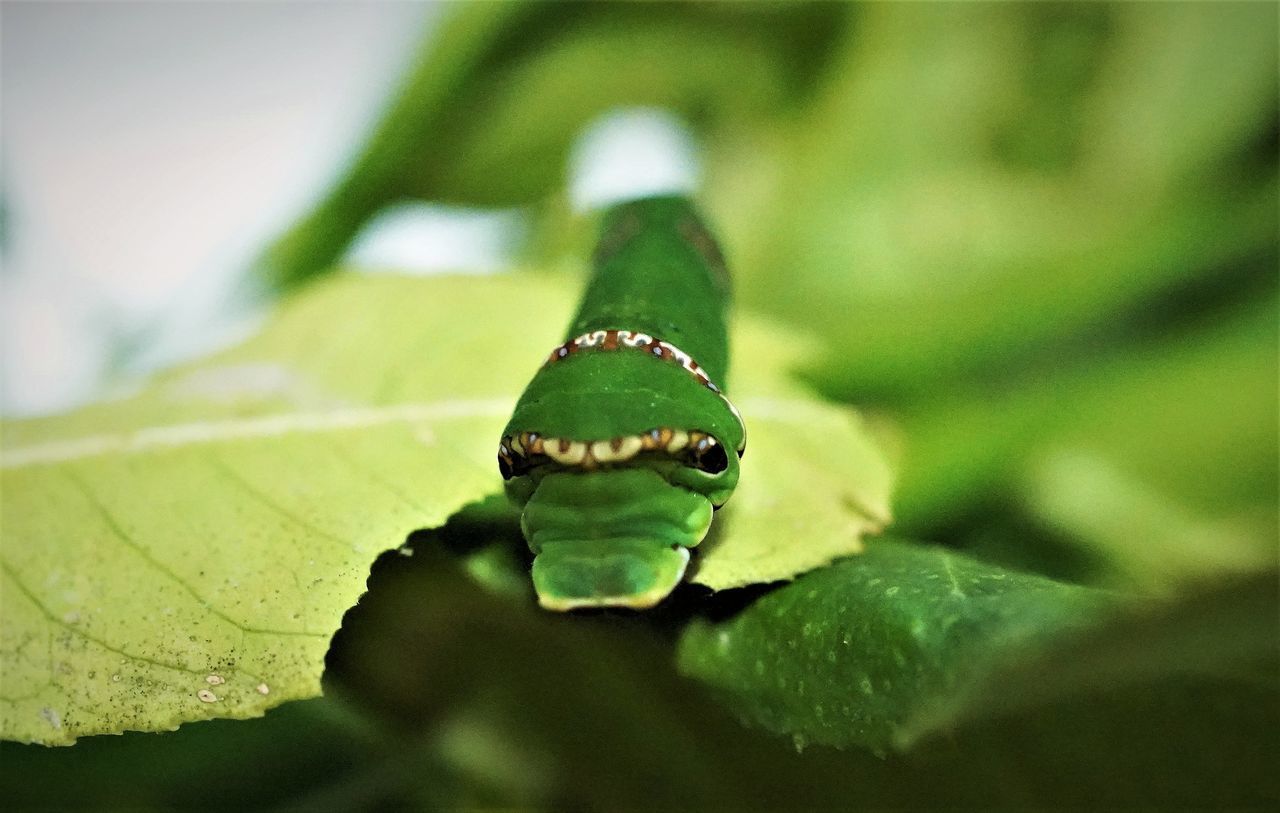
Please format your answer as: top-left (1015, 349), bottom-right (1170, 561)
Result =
top-left (499, 196), bottom-right (743, 610)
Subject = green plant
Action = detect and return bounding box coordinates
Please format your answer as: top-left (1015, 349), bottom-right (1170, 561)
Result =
top-left (2, 3), bottom-right (1275, 809)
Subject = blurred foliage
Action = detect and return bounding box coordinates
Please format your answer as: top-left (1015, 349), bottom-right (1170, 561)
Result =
top-left (4, 0), bottom-right (1277, 808)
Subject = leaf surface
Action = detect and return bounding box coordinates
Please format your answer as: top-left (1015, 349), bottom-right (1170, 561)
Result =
top-left (677, 539), bottom-right (1119, 751)
top-left (1, 272), bottom-right (890, 743)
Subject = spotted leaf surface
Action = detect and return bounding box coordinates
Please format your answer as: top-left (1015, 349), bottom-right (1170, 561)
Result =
top-left (1, 272), bottom-right (891, 744)
top-left (677, 540), bottom-right (1118, 751)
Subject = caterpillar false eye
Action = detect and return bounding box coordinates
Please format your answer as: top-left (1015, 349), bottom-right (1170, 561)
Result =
top-left (498, 196), bottom-right (745, 611)
top-left (692, 439), bottom-right (729, 475)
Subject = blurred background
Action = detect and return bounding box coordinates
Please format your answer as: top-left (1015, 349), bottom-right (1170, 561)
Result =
top-left (1, 1), bottom-right (437, 415)
top-left (2, 1), bottom-right (1276, 809)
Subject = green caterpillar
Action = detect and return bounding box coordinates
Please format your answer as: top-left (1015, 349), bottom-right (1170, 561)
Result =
top-left (499, 196), bottom-right (745, 610)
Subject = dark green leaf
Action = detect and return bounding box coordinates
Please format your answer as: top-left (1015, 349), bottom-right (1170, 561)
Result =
top-left (678, 539), bottom-right (1122, 751)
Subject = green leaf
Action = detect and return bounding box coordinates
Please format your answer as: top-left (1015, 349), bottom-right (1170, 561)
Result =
top-left (893, 569), bottom-right (1279, 746)
top-left (1, 272), bottom-right (890, 743)
top-left (677, 539), bottom-right (1120, 751)
top-left (692, 393), bottom-right (890, 590)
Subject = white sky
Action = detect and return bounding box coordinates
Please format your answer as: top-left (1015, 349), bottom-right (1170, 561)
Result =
top-left (1, 1), bottom-right (437, 415)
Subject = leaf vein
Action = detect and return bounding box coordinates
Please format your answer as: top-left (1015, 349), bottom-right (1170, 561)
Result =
top-left (63, 467), bottom-right (323, 640)
top-left (0, 559), bottom-right (208, 679)
top-left (942, 554), bottom-right (968, 599)
top-left (202, 452), bottom-right (355, 557)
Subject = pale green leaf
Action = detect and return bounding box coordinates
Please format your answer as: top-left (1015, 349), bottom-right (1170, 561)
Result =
top-left (1, 272), bottom-right (891, 743)
top-left (691, 392), bottom-right (891, 590)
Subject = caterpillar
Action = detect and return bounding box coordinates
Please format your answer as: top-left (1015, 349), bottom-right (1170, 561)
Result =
top-left (498, 196), bottom-right (745, 610)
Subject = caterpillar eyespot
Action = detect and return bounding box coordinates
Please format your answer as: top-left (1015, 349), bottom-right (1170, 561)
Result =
top-left (499, 196), bottom-right (744, 611)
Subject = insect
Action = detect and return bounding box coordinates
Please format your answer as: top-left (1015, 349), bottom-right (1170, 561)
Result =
top-left (498, 195), bottom-right (746, 610)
